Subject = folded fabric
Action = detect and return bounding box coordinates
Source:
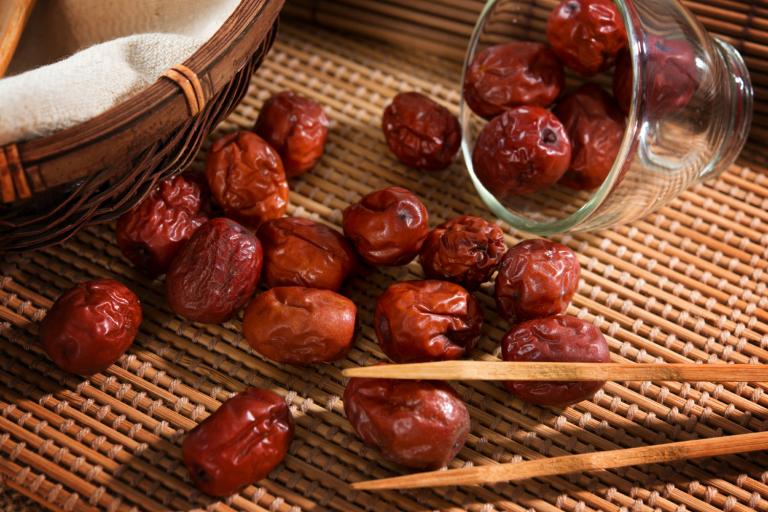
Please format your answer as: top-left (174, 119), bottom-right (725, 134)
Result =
top-left (0, 0), bottom-right (239, 146)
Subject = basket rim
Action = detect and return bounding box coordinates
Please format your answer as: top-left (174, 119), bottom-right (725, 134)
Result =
top-left (13, 0), bottom-right (276, 163)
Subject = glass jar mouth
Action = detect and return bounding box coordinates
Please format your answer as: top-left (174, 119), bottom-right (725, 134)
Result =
top-left (460, 0), bottom-right (640, 235)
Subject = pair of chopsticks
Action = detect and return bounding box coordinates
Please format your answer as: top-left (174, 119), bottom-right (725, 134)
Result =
top-left (342, 361), bottom-right (768, 490)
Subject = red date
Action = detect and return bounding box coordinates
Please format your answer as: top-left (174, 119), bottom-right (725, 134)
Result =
top-left (243, 287), bottom-right (357, 365)
top-left (183, 387), bottom-right (294, 496)
top-left (464, 42), bottom-right (564, 119)
top-left (547, 0), bottom-right (627, 76)
top-left (344, 377), bottom-right (470, 469)
top-left (501, 315), bottom-right (610, 406)
top-left (254, 91), bottom-right (330, 177)
top-left (342, 187), bottom-right (429, 266)
top-left (257, 217), bottom-right (358, 291)
top-left (116, 174), bottom-right (208, 276)
top-left (382, 92), bottom-right (460, 171)
top-left (40, 279), bottom-right (142, 375)
top-left (205, 131), bottom-right (289, 227)
top-left (472, 106), bottom-right (572, 198)
top-left (613, 37), bottom-right (698, 116)
top-left (553, 83), bottom-right (625, 190)
top-left (495, 239), bottom-right (580, 322)
top-left (166, 218), bottom-right (262, 324)
top-left (420, 215), bottom-right (507, 289)
top-left (375, 280), bottom-right (482, 363)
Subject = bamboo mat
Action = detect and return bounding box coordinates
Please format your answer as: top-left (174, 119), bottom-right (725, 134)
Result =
top-left (3, 20), bottom-right (768, 512)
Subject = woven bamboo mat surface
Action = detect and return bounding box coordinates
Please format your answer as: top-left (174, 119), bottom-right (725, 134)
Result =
top-left (3, 20), bottom-right (768, 512)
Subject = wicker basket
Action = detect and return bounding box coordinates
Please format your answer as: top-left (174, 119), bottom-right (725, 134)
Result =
top-left (0, 0), bottom-right (284, 253)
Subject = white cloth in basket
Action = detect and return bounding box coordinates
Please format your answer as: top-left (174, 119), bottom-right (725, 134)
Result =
top-left (0, 0), bottom-right (240, 146)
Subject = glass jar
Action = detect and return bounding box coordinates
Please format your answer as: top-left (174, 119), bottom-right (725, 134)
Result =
top-left (461, 0), bottom-right (753, 235)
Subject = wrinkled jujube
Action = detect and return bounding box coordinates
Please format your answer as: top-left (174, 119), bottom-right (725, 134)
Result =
top-left (342, 186), bottom-right (429, 266)
top-left (375, 280), bottom-right (483, 363)
top-left (243, 287), bottom-right (357, 365)
top-left (116, 174), bottom-right (208, 276)
top-left (553, 83), bottom-right (625, 190)
top-left (257, 217), bottom-right (358, 291)
top-left (546, 0), bottom-right (627, 76)
top-left (464, 42), bottom-right (564, 119)
top-left (166, 218), bottom-right (262, 324)
top-left (344, 377), bottom-right (470, 469)
top-left (472, 106), bottom-right (572, 198)
top-left (501, 315), bottom-right (610, 406)
top-left (183, 387), bottom-right (294, 496)
top-left (205, 131), bottom-right (288, 227)
top-left (382, 92), bottom-right (461, 171)
top-left (40, 279), bottom-right (142, 375)
top-left (613, 37), bottom-right (698, 116)
top-left (254, 91), bottom-right (330, 177)
top-left (419, 215), bottom-right (507, 289)
top-left (495, 239), bottom-right (580, 322)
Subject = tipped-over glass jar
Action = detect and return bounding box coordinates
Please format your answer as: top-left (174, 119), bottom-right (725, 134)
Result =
top-left (461, 0), bottom-right (753, 234)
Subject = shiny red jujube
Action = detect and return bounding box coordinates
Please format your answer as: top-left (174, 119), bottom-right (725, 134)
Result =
top-left (501, 315), bottom-right (611, 406)
top-left (464, 41), bottom-right (564, 119)
top-left (40, 279), bottom-right (142, 375)
top-left (342, 186), bottom-right (429, 266)
top-left (419, 215), bottom-right (507, 289)
top-left (205, 131), bottom-right (289, 227)
top-left (243, 287), bottom-right (357, 365)
top-left (382, 92), bottom-right (461, 171)
top-left (495, 239), bottom-right (581, 322)
top-left (546, 0), bottom-right (627, 76)
top-left (375, 280), bottom-right (483, 363)
top-left (254, 91), bottom-right (330, 177)
top-left (472, 106), bottom-right (572, 198)
top-left (257, 217), bottom-right (358, 291)
top-left (166, 218), bottom-right (262, 324)
top-left (182, 387), bottom-right (294, 496)
top-left (344, 377), bottom-right (470, 469)
top-left (553, 83), bottom-right (625, 190)
top-left (116, 174), bottom-right (208, 276)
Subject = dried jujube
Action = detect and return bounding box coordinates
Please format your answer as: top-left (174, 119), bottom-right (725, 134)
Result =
top-left (495, 239), bottom-right (581, 323)
top-left (464, 41), bottom-right (564, 119)
top-left (116, 174), bottom-right (208, 276)
top-left (546, 0), bottom-right (627, 76)
top-left (40, 279), bottom-right (142, 375)
top-left (254, 91), bottom-right (330, 177)
top-left (205, 131), bottom-right (288, 227)
top-left (382, 92), bottom-right (460, 171)
top-left (166, 218), bottom-right (262, 324)
top-left (613, 37), bottom-right (698, 116)
top-left (342, 186), bottom-right (429, 266)
top-left (183, 387), bottom-right (294, 496)
top-left (419, 215), bottom-right (507, 289)
top-left (501, 315), bottom-right (610, 406)
top-left (243, 287), bottom-right (357, 365)
top-left (375, 280), bottom-right (483, 363)
top-left (553, 83), bottom-right (625, 190)
top-left (472, 106), bottom-right (572, 198)
top-left (258, 217), bottom-right (358, 291)
top-left (344, 377), bottom-right (470, 469)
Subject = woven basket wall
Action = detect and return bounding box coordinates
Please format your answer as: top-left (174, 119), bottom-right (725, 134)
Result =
top-left (3, 6), bottom-right (768, 512)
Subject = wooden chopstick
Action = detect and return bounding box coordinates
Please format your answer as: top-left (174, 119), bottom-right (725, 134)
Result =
top-left (342, 361), bottom-right (768, 382)
top-left (351, 431), bottom-right (768, 490)
top-left (0, 0), bottom-right (35, 78)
